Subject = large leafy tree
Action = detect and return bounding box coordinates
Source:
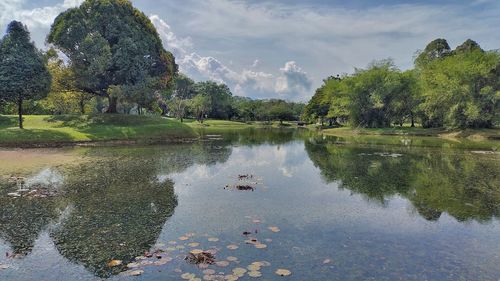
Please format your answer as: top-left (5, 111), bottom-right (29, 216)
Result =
top-left (0, 21), bottom-right (51, 129)
top-left (419, 41), bottom-right (499, 128)
top-left (47, 0), bottom-right (177, 113)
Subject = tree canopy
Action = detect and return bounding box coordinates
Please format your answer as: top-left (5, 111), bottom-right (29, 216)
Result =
top-left (47, 0), bottom-right (177, 113)
top-left (303, 38), bottom-right (499, 129)
top-left (0, 21), bottom-right (51, 128)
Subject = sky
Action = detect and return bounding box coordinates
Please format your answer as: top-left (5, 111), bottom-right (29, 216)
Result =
top-left (1, 0), bottom-right (500, 101)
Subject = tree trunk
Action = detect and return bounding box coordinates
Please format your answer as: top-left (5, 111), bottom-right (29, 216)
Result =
top-left (18, 99), bottom-right (23, 129)
top-left (411, 113), bottom-right (415, 127)
top-left (79, 99), bottom-right (85, 114)
top-left (106, 96), bottom-right (118, 113)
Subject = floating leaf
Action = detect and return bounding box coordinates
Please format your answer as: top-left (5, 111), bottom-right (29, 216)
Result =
top-left (215, 260), bottom-right (229, 267)
top-left (190, 249), bottom-right (204, 255)
top-left (247, 264), bottom-right (261, 271)
top-left (107, 260), bottom-right (122, 267)
top-left (275, 269), bottom-right (291, 276)
top-left (0, 264), bottom-right (10, 270)
top-left (323, 259), bottom-right (332, 264)
top-left (267, 226), bottom-right (280, 233)
top-left (248, 271), bottom-right (262, 277)
top-left (252, 219), bottom-right (261, 223)
top-left (208, 237), bottom-right (219, 242)
top-left (188, 242), bottom-right (200, 247)
top-left (224, 274), bottom-right (239, 281)
top-left (227, 244), bottom-right (239, 250)
top-left (254, 243), bottom-right (267, 249)
top-left (181, 272), bottom-right (196, 280)
top-left (227, 256), bottom-right (238, 262)
top-left (259, 261), bottom-right (271, 267)
top-left (232, 267), bottom-right (247, 276)
top-left (179, 236), bottom-right (190, 241)
top-left (203, 269), bottom-right (216, 275)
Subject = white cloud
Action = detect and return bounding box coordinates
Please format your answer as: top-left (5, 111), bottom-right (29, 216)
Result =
top-left (275, 61), bottom-right (312, 100)
top-left (150, 14), bottom-right (312, 100)
top-left (1, 0), bottom-right (83, 32)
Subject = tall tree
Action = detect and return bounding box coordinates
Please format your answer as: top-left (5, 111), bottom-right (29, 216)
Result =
top-left (0, 21), bottom-right (51, 129)
top-left (47, 0), bottom-right (177, 113)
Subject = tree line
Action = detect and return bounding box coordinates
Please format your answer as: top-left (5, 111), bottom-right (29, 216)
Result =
top-left (303, 39), bottom-right (499, 129)
top-left (0, 0), bottom-right (304, 129)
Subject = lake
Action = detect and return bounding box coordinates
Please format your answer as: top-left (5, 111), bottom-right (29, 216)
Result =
top-left (0, 129), bottom-right (499, 281)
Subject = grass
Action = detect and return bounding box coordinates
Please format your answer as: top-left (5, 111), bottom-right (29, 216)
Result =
top-left (321, 126), bottom-right (500, 140)
top-left (0, 115), bottom-right (197, 146)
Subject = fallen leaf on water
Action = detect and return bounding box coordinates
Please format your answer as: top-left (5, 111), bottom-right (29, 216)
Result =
top-left (267, 226), bottom-right (280, 233)
top-left (203, 269), bottom-right (216, 275)
top-left (179, 236), bottom-right (190, 241)
top-left (225, 274), bottom-right (239, 281)
top-left (232, 267), bottom-right (247, 276)
top-left (181, 272), bottom-right (196, 280)
top-left (0, 264), bottom-right (9, 270)
top-left (275, 269), bottom-right (291, 276)
top-left (190, 278), bottom-right (202, 281)
top-left (254, 243), bottom-right (267, 249)
top-left (323, 259), bottom-right (332, 264)
top-left (190, 249), bottom-right (204, 255)
top-left (227, 256), bottom-right (238, 262)
top-left (215, 260), bottom-right (229, 267)
top-left (188, 242), bottom-right (200, 247)
top-left (208, 237), bottom-right (219, 242)
top-left (248, 271), bottom-right (262, 277)
top-left (247, 264), bottom-right (261, 271)
top-left (227, 244), bottom-right (239, 250)
top-left (107, 260), bottom-right (122, 267)
top-left (259, 261), bottom-right (271, 267)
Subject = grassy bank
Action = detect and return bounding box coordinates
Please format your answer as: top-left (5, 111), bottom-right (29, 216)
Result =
top-left (321, 126), bottom-right (500, 141)
top-left (0, 115), bottom-right (197, 146)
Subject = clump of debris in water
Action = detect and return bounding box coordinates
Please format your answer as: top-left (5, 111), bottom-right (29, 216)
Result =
top-left (224, 174), bottom-right (264, 191)
top-left (4, 176), bottom-right (60, 198)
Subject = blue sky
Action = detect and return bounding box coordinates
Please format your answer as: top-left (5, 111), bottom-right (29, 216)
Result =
top-left (1, 0), bottom-right (499, 101)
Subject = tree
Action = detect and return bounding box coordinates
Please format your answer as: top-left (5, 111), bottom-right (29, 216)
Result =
top-left (418, 42), bottom-right (499, 128)
top-left (194, 81), bottom-right (234, 119)
top-left (0, 21), bottom-right (51, 129)
top-left (173, 74), bottom-right (197, 100)
top-left (415, 38), bottom-right (451, 68)
top-left (168, 96), bottom-right (188, 122)
top-left (41, 51), bottom-right (94, 114)
top-left (47, 0), bottom-right (177, 113)
top-left (189, 94), bottom-right (212, 123)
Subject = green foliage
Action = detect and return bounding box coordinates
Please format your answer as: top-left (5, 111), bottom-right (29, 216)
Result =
top-left (39, 55), bottom-right (94, 114)
top-left (0, 21), bottom-right (51, 128)
top-left (47, 0), bottom-right (177, 113)
top-left (304, 38), bottom-right (500, 129)
top-left (419, 45), bottom-right (499, 128)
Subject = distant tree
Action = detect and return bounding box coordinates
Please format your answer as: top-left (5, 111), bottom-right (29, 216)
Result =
top-left (168, 96), bottom-right (188, 122)
top-left (0, 21), bottom-right (51, 128)
top-left (173, 74), bottom-right (197, 100)
top-left (194, 81), bottom-right (233, 119)
top-left (47, 0), bottom-right (177, 113)
top-left (189, 94), bottom-right (212, 123)
top-left (415, 38), bottom-right (451, 68)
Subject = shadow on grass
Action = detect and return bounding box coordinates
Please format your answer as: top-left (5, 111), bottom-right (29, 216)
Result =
top-left (0, 128), bottom-right (75, 145)
top-left (0, 115), bottom-right (18, 127)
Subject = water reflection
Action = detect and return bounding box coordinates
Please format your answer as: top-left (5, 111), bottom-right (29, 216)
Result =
top-left (305, 136), bottom-right (500, 222)
top-left (0, 129), bottom-right (499, 280)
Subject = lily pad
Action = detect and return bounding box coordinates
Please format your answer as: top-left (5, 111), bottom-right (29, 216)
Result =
top-left (120, 269), bottom-right (144, 276)
top-left (226, 244), bottom-right (239, 250)
top-left (275, 269), bottom-right (291, 276)
top-left (268, 226), bottom-right (280, 233)
top-left (248, 271), bottom-right (262, 277)
top-left (107, 259), bottom-right (122, 267)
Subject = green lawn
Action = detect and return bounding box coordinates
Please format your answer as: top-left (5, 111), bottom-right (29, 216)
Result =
top-left (0, 115), bottom-right (197, 146)
top-left (322, 126), bottom-right (500, 140)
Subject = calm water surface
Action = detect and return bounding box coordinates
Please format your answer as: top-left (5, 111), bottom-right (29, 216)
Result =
top-left (0, 129), bottom-right (499, 281)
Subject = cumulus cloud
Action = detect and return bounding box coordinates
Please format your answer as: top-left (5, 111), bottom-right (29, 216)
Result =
top-left (1, 0), bottom-right (83, 31)
top-left (275, 61), bottom-right (312, 100)
top-left (150, 14), bottom-right (312, 100)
